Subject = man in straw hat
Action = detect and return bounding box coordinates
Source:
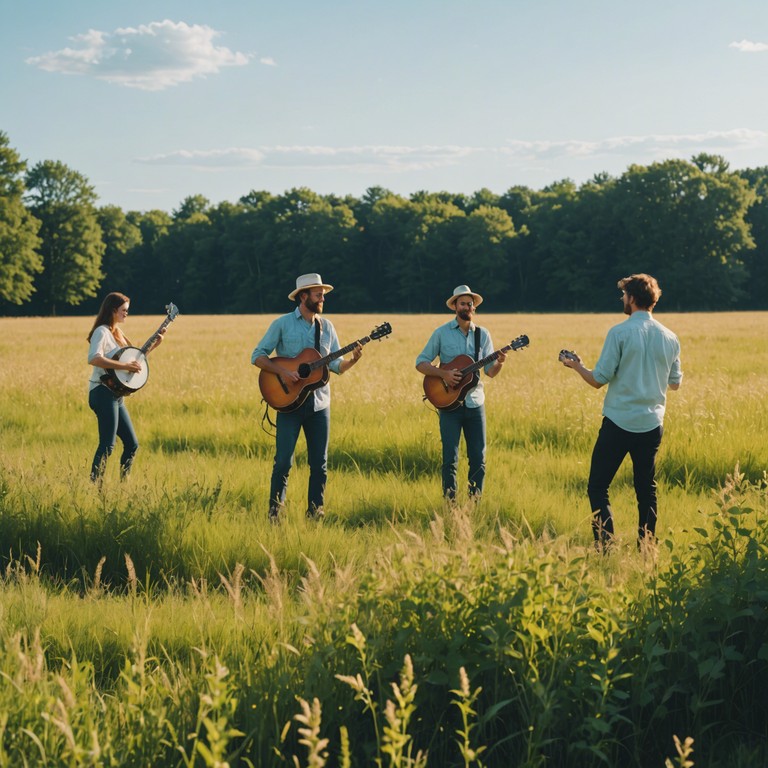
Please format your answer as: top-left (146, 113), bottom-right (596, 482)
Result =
top-left (416, 284), bottom-right (506, 505)
top-left (252, 273), bottom-right (363, 524)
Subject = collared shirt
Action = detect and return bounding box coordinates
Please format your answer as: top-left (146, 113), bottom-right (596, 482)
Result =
top-left (251, 308), bottom-right (343, 411)
top-left (416, 319), bottom-right (495, 408)
top-left (593, 310), bottom-right (683, 433)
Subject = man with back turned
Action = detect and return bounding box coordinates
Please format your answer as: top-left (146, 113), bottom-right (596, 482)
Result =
top-left (559, 273), bottom-right (683, 550)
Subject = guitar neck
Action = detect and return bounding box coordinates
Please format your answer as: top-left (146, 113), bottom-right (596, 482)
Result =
top-left (307, 335), bottom-right (371, 371)
top-left (140, 317), bottom-right (173, 355)
top-left (460, 343), bottom-right (514, 376)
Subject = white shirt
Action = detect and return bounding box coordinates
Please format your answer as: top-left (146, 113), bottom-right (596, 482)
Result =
top-left (87, 325), bottom-right (120, 391)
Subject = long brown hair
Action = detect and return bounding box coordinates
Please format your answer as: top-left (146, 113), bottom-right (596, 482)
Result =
top-left (87, 292), bottom-right (131, 344)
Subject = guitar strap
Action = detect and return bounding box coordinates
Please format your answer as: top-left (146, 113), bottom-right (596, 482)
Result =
top-left (314, 318), bottom-right (322, 351)
top-left (474, 326), bottom-right (481, 362)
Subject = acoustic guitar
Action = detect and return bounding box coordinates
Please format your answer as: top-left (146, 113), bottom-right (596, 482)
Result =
top-left (423, 334), bottom-right (530, 411)
top-left (259, 322), bottom-right (392, 412)
top-left (100, 302), bottom-right (180, 397)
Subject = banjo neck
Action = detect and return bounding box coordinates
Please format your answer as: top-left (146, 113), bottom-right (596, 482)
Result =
top-left (139, 315), bottom-right (173, 355)
top-left (138, 302), bottom-right (180, 355)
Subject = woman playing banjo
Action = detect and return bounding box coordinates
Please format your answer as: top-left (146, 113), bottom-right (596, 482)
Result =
top-left (86, 292), bottom-right (165, 482)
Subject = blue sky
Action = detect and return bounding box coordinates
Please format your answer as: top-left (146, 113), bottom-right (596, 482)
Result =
top-left (3, 0), bottom-right (768, 213)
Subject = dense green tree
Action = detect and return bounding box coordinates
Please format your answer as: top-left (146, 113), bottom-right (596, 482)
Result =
top-left (264, 188), bottom-right (360, 312)
top-left (403, 195), bottom-right (465, 312)
top-left (736, 166), bottom-right (768, 308)
top-left (173, 194), bottom-right (211, 221)
top-left (612, 158), bottom-right (755, 309)
top-left (226, 191), bottom-right (277, 312)
top-left (0, 132), bottom-right (42, 305)
top-left (24, 160), bottom-right (104, 314)
top-left (363, 193), bottom-right (421, 311)
top-left (122, 209), bottom-right (173, 313)
top-left (96, 205), bottom-right (142, 292)
top-left (457, 205), bottom-right (516, 309)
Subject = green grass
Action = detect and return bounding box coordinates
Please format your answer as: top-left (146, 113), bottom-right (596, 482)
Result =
top-left (0, 311), bottom-right (767, 766)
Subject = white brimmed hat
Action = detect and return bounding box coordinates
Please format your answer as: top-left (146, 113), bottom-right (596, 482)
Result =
top-left (446, 284), bottom-right (483, 309)
top-left (288, 273), bottom-right (334, 301)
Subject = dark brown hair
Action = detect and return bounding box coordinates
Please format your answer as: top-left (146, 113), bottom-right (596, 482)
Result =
top-left (617, 274), bottom-right (662, 310)
top-left (87, 292), bottom-right (131, 343)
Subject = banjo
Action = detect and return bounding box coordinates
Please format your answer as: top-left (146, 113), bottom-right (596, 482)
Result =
top-left (101, 302), bottom-right (179, 396)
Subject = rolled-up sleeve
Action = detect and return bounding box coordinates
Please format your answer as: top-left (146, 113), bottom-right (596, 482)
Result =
top-left (481, 329), bottom-right (495, 375)
top-left (251, 318), bottom-right (282, 364)
top-left (416, 329), bottom-right (441, 367)
top-left (327, 323), bottom-right (343, 375)
top-left (592, 329), bottom-right (621, 385)
top-left (668, 355), bottom-right (683, 386)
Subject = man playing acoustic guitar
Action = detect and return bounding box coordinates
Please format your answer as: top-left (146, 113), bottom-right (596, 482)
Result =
top-left (416, 284), bottom-right (506, 505)
top-left (252, 273), bottom-right (363, 524)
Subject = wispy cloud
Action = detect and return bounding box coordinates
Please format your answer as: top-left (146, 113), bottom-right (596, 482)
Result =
top-left (729, 39), bottom-right (768, 53)
top-left (25, 20), bottom-right (250, 90)
top-left (138, 148), bottom-right (266, 167)
top-left (260, 57), bottom-right (277, 67)
top-left (500, 129), bottom-right (768, 159)
top-left (136, 130), bottom-right (768, 172)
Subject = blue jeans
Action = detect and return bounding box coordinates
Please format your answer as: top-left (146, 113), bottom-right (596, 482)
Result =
top-left (439, 403), bottom-right (486, 500)
top-left (88, 384), bottom-right (139, 481)
top-left (270, 399), bottom-right (330, 512)
top-left (587, 417), bottom-right (663, 544)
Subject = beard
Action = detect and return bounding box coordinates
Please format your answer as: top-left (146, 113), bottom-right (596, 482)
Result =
top-left (306, 296), bottom-right (324, 314)
top-left (457, 308), bottom-right (473, 321)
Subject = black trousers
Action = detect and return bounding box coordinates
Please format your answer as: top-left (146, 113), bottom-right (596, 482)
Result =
top-left (587, 417), bottom-right (663, 544)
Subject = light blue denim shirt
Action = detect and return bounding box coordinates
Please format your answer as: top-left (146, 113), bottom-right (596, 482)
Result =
top-left (251, 308), bottom-right (343, 411)
top-left (593, 311), bottom-right (683, 433)
top-left (416, 320), bottom-right (495, 408)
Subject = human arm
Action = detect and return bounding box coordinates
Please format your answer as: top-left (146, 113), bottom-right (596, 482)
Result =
top-left (251, 318), bottom-right (301, 383)
top-left (416, 327), bottom-right (464, 386)
top-left (416, 360), bottom-right (463, 387)
top-left (88, 326), bottom-right (142, 373)
top-left (482, 330), bottom-right (506, 379)
top-left (338, 342), bottom-right (362, 374)
top-left (89, 353), bottom-right (143, 374)
top-left (559, 351), bottom-right (605, 389)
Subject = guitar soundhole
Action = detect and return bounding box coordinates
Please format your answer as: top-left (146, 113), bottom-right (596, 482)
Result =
top-left (297, 363), bottom-right (311, 379)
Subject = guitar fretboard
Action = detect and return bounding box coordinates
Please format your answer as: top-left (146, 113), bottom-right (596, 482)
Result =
top-left (307, 336), bottom-right (372, 371)
top-left (459, 337), bottom-right (527, 376)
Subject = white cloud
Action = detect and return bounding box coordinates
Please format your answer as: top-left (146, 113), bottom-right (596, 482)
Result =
top-left (135, 131), bottom-right (768, 173)
top-left (500, 129), bottom-right (768, 160)
top-left (729, 39), bottom-right (768, 53)
top-left (25, 20), bottom-right (249, 90)
top-left (138, 148), bottom-right (266, 167)
top-left (137, 144), bottom-right (480, 171)
top-left (260, 57), bottom-right (277, 66)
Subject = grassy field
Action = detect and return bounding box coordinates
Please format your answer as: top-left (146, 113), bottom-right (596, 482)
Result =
top-left (0, 311), bottom-right (767, 767)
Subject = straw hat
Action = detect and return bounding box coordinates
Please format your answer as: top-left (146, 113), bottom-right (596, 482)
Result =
top-left (446, 284), bottom-right (483, 309)
top-left (288, 273), bottom-right (334, 301)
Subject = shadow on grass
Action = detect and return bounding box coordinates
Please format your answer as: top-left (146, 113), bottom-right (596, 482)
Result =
top-left (145, 434), bottom-right (274, 459)
top-left (329, 444), bottom-right (439, 478)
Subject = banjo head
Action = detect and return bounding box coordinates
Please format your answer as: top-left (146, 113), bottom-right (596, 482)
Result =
top-left (112, 346), bottom-right (149, 390)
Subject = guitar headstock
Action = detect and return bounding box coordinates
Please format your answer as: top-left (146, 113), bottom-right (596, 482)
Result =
top-left (510, 334), bottom-right (529, 351)
top-left (165, 302), bottom-right (180, 321)
top-left (559, 349), bottom-right (578, 363)
top-left (370, 322), bottom-right (392, 340)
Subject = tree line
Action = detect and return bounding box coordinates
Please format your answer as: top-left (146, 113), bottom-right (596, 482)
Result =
top-left (2, 130), bottom-right (767, 316)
